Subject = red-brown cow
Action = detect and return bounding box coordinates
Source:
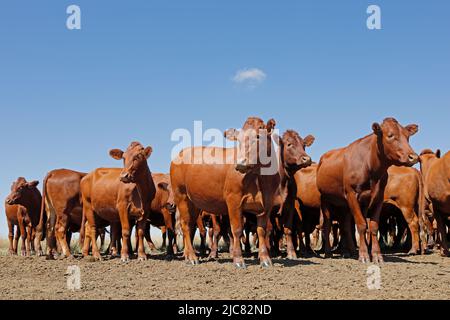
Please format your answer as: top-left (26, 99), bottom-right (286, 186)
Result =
top-left (5, 178), bottom-right (44, 256)
top-left (81, 142), bottom-right (156, 262)
top-left (171, 117), bottom-right (312, 268)
top-left (420, 149), bottom-right (450, 256)
top-left (379, 166), bottom-right (425, 255)
top-left (37, 169), bottom-right (87, 258)
top-left (317, 118), bottom-right (419, 263)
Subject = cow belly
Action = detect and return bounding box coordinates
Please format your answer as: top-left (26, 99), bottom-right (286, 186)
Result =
top-left (241, 192), bottom-right (264, 214)
top-left (92, 205), bottom-right (120, 223)
top-left (69, 207), bottom-right (83, 226)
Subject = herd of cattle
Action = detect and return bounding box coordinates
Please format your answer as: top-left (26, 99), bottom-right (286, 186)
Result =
top-left (4, 117), bottom-right (450, 269)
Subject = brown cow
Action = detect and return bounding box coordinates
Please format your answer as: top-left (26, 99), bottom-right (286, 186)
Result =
top-left (5, 178), bottom-right (43, 256)
top-left (81, 142), bottom-right (156, 262)
top-left (420, 149), bottom-right (450, 256)
top-left (317, 118), bottom-right (419, 263)
top-left (37, 169), bottom-right (87, 258)
top-left (379, 166), bottom-right (424, 255)
top-left (171, 117), bottom-right (312, 268)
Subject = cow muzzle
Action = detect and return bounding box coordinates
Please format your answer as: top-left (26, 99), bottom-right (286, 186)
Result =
top-left (407, 153), bottom-right (419, 166)
top-left (300, 156), bottom-right (312, 167)
top-left (120, 172), bottom-right (134, 183)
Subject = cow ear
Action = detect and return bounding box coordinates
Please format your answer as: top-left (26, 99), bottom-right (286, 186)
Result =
top-left (144, 146), bottom-right (153, 159)
top-left (372, 123), bottom-right (382, 136)
top-left (157, 182), bottom-right (169, 191)
top-left (109, 149), bottom-right (124, 160)
top-left (224, 128), bottom-right (239, 141)
top-left (405, 124), bottom-right (419, 137)
top-left (304, 135), bottom-right (315, 147)
top-left (436, 149), bottom-right (441, 158)
top-left (28, 180), bottom-right (39, 188)
top-left (266, 119), bottom-right (276, 134)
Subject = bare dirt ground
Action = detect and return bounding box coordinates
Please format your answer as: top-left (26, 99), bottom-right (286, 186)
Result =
top-left (0, 246), bottom-right (448, 300)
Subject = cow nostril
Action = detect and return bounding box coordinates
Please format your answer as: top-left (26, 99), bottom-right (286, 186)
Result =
top-left (408, 154), bottom-right (419, 163)
top-left (302, 156), bottom-right (311, 164)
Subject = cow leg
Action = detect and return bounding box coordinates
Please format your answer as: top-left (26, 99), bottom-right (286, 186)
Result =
top-left (434, 209), bottom-right (449, 257)
top-left (55, 215), bottom-right (72, 258)
top-left (99, 229), bottom-right (106, 253)
top-left (244, 220), bottom-right (252, 255)
top-left (161, 208), bottom-right (175, 257)
top-left (228, 208), bottom-right (245, 269)
top-left (145, 225), bottom-right (157, 252)
top-left (7, 221), bottom-right (16, 255)
top-left (110, 222), bottom-right (121, 257)
top-left (177, 196), bottom-right (199, 265)
top-left (82, 202), bottom-right (102, 261)
top-left (402, 207), bottom-right (420, 255)
top-left (283, 206), bottom-right (297, 260)
top-left (345, 191), bottom-right (371, 263)
top-left (116, 202), bottom-right (132, 262)
top-left (79, 212), bottom-right (86, 254)
top-left (341, 213), bottom-right (357, 258)
top-left (17, 215), bottom-right (28, 257)
top-left (136, 219), bottom-right (147, 261)
top-left (196, 215), bottom-right (207, 257)
top-left (209, 215), bottom-right (221, 259)
top-left (320, 199), bottom-right (333, 259)
top-left (81, 222), bottom-right (92, 257)
top-left (256, 214), bottom-right (273, 268)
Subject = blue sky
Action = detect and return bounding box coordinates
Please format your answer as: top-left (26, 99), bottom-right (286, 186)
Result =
top-left (0, 1), bottom-right (449, 236)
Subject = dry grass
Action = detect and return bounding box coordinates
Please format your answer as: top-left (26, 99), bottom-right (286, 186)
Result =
top-left (0, 238), bottom-right (9, 256)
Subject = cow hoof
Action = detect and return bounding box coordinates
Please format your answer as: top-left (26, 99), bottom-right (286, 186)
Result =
top-left (372, 254), bottom-right (384, 264)
top-left (235, 262), bottom-right (247, 270)
top-left (286, 255), bottom-right (298, 261)
top-left (440, 250), bottom-right (450, 257)
top-left (407, 249), bottom-right (419, 256)
top-left (37, 250), bottom-right (45, 257)
top-left (187, 259), bottom-right (199, 266)
top-left (137, 256), bottom-right (147, 262)
top-left (165, 255), bottom-right (174, 262)
top-left (121, 256), bottom-right (130, 263)
top-left (260, 260), bottom-right (273, 269)
top-left (208, 254), bottom-right (218, 260)
top-left (324, 252), bottom-right (333, 259)
top-left (359, 255), bottom-right (371, 264)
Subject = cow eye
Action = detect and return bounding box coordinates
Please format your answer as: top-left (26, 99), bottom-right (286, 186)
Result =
top-left (387, 133), bottom-right (395, 139)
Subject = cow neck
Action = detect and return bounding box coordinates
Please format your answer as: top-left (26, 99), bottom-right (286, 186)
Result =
top-left (277, 142), bottom-right (291, 190)
top-left (421, 157), bottom-right (437, 182)
top-left (134, 163), bottom-right (154, 209)
top-left (369, 134), bottom-right (390, 179)
top-left (21, 189), bottom-right (41, 216)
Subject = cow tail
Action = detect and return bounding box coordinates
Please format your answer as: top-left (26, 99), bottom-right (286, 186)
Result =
top-left (417, 171), bottom-right (430, 253)
top-left (38, 173), bottom-right (49, 241)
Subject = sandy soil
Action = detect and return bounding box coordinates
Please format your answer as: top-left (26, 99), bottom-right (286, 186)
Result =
top-left (0, 249), bottom-right (448, 300)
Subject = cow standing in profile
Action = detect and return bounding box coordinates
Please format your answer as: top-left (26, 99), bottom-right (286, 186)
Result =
top-left (5, 178), bottom-right (44, 256)
top-left (316, 118), bottom-right (419, 263)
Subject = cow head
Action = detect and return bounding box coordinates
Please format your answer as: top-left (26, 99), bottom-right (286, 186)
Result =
top-left (276, 130), bottom-right (315, 174)
top-left (110, 142), bottom-right (153, 183)
top-left (419, 149), bottom-right (441, 176)
top-left (6, 177), bottom-right (39, 205)
top-left (225, 117), bottom-right (276, 174)
top-left (372, 118), bottom-right (419, 167)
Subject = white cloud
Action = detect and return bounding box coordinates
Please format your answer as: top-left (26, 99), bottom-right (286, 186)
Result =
top-left (232, 68), bottom-right (267, 87)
